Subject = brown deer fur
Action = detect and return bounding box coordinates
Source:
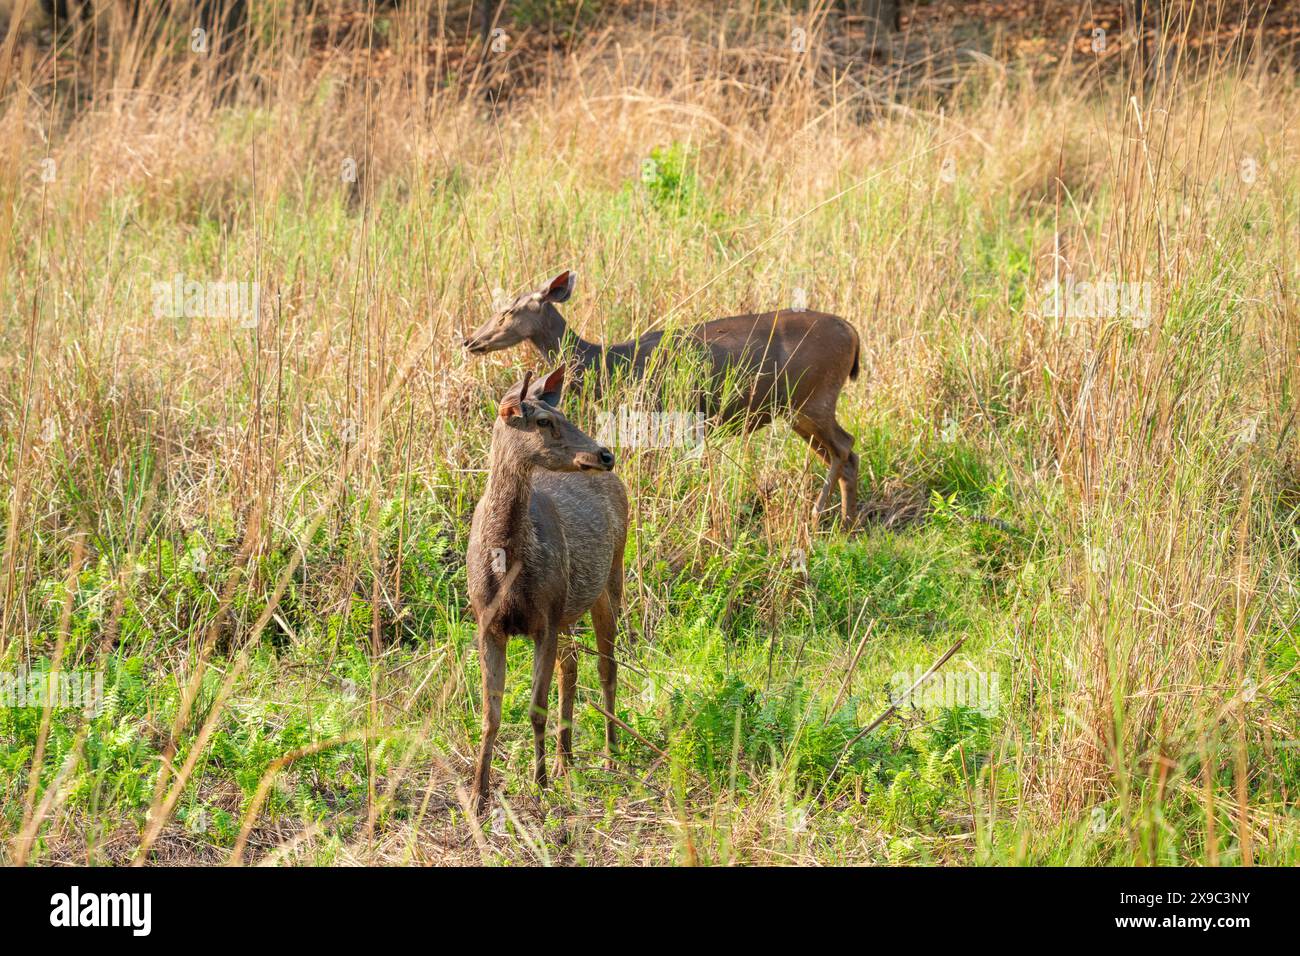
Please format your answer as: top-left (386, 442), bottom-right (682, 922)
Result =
top-left (464, 270), bottom-right (861, 521)
top-left (466, 366), bottom-right (628, 813)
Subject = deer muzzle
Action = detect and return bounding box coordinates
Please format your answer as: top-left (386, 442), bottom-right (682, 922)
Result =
top-left (576, 447), bottom-right (616, 471)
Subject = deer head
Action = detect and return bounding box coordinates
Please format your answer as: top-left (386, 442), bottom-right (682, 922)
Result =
top-left (464, 270), bottom-right (575, 354)
top-left (492, 365), bottom-right (614, 473)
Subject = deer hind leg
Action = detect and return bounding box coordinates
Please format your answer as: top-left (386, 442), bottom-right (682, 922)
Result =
top-left (793, 414), bottom-right (843, 519)
top-left (798, 413), bottom-right (859, 523)
top-left (590, 591), bottom-right (619, 770)
top-left (555, 632), bottom-right (577, 777)
top-left (831, 421), bottom-right (859, 524)
top-left (471, 630), bottom-right (507, 815)
top-left (529, 625), bottom-right (558, 791)
top-left (816, 455), bottom-right (845, 517)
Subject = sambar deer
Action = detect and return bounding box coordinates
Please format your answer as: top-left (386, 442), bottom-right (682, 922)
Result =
top-left (466, 366), bottom-right (628, 814)
top-left (464, 271), bottom-right (861, 521)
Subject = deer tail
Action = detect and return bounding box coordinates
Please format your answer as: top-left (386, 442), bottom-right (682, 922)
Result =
top-left (849, 328), bottom-right (861, 381)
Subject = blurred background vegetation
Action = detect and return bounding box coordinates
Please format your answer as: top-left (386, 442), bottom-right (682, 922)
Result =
top-left (0, 0), bottom-right (1297, 865)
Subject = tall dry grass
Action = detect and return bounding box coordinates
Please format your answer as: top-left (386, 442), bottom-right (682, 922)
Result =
top-left (0, 1), bottom-right (1297, 864)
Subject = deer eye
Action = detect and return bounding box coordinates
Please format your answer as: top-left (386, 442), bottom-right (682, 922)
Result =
top-left (534, 415), bottom-right (551, 428)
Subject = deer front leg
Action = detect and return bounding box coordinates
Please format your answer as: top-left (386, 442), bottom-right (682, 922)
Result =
top-left (472, 629), bottom-right (507, 816)
top-left (555, 634), bottom-right (578, 778)
top-left (529, 624), bottom-right (558, 791)
top-left (590, 591), bottom-right (619, 770)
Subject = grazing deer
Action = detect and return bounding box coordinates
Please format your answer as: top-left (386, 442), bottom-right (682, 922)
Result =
top-left (466, 365), bottom-right (628, 814)
top-left (464, 270), bottom-right (861, 521)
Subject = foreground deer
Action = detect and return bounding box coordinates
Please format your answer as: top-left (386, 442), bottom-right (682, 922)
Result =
top-left (466, 366), bottom-right (628, 814)
top-left (464, 271), bottom-right (861, 521)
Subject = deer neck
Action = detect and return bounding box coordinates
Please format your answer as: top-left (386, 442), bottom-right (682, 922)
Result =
top-left (530, 307), bottom-right (602, 372)
top-left (478, 442), bottom-right (538, 563)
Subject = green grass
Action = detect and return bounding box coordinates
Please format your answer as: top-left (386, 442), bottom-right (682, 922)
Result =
top-left (1, 5), bottom-right (1298, 865)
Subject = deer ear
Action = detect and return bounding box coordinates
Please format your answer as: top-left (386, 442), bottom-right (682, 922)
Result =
top-left (541, 270), bottom-right (576, 304)
top-left (527, 365), bottom-right (565, 406)
top-left (500, 369), bottom-right (534, 418)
